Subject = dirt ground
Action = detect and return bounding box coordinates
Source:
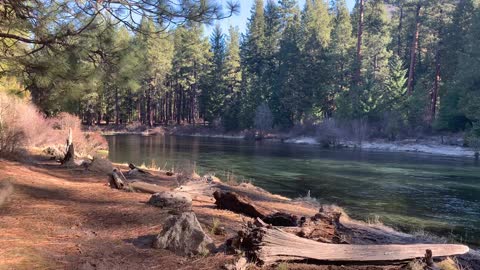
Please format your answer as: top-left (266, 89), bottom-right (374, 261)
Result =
top-left (0, 157), bottom-right (476, 270)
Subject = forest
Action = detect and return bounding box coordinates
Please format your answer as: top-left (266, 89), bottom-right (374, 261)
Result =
top-left (1, 0), bottom-right (480, 144)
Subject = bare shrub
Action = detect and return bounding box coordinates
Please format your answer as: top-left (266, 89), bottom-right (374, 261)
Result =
top-left (350, 118), bottom-right (369, 144)
top-left (315, 118), bottom-right (345, 147)
top-left (289, 116), bottom-right (319, 137)
top-left (126, 121), bottom-right (145, 132)
top-left (0, 92), bottom-right (107, 157)
top-left (0, 93), bottom-right (29, 154)
top-left (49, 113), bottom-right (107, 157)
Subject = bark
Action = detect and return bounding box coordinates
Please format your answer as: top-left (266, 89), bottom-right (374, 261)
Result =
top-left (407, 3), bottom-right (421, 95)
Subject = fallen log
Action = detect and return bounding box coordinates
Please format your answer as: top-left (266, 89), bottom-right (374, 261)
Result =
top-left (213, 190), bottom-right (268, 218)
top-left (128, 181), bottom-right (165, 194)
top-left (109, 168), bottom-right (127, 189)
top-left (128, 163), bottom-right (152, 175)
top-left (242, 226), bottom-right (469, 265)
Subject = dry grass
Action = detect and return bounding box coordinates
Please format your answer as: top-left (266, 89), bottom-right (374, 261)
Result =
top-left (406, 259), bottom-right (425, 270)
top-left (437, 258), bottom-right (461, 270)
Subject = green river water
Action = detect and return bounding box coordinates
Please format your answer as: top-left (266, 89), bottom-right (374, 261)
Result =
top-left (106, 134), bottom-right (480, 245)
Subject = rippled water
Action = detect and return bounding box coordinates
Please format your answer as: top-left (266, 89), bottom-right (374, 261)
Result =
top-left (106, 134), bottom-right (480, 245)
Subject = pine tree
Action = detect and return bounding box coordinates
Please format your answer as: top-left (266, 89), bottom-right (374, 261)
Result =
top-left (222, 26), bottom-right (242, 130)
top-left (329, 0), bottom-right (355, 95)
top-left (201, 24), bottom-right (226, 123)
top-left (239, 0), bottom-right (267, 128)
top-left (273, 3), bottom-right (303, 128)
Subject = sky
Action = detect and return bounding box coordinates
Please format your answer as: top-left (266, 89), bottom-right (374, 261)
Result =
top-left (206, 0), bottom-right (356, 36)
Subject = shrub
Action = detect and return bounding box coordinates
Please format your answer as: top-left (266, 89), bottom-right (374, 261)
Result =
top-left (0, 92), bottom-right (107, 157)
top-left (315, 118), bottom-right (345, 147)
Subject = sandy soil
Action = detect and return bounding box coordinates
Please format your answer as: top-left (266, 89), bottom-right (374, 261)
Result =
top-left (0, 156), bottom-right (477, 270)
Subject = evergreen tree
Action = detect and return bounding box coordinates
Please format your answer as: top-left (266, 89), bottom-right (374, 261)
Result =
top-left (239, 0), bottom-right (267, 128)
top-left (201, 24), bottom-right (227, 123)
top-left (273, 3), bottom-right (303, 128)
top-left (222, 27), bottom-right (242, 130)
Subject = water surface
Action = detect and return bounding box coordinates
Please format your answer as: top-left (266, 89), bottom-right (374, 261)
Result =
top-left (107, 134), bottom-right (480, 245)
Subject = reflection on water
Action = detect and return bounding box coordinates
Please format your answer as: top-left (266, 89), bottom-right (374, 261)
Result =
top-left (107, 134), bottom-right (480, 245)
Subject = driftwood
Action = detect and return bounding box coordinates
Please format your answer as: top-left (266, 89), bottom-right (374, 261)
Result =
top-left (213, 190), bottom-right (268, 218)
top-left (128, 163), bottom-right (152, 175)
top-left (238, 224), bottom-right (469, 265)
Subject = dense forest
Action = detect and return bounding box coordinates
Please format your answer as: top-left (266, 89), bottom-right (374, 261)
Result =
top-left (1, 0), bottom-right (480, 143)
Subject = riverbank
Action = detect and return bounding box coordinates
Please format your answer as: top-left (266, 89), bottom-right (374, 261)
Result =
top-left (97, 124), bottom-right (478, 158)
top-left (285, 137), bottom-right (477, 158)
top-left (1, 152), bottom-right (479, 269)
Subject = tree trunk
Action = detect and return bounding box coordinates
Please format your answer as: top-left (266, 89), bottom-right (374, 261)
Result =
top-left (431, 47), bottom-right (441, 122)
top-left (61, 128), bottom-right (75, 166)
top-left (354, 0), bottom-right (365, 85)
top-left (397, 3), bottom-right (403, 56)
top-left (407, 3), bottom-right (421, 95)
top-left (146, 85), bottom-right (153, 127)
top-left (115, 87), bottom-right (119, 125)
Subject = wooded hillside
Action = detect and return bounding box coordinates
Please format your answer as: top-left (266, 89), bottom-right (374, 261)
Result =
top-left (1, 0), bottom-right (480, 142)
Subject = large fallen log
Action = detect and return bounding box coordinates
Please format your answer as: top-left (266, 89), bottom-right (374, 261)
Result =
top-left (242, 226), bottom-right (469, 265)
top-left (213, 190), bottom-right (268, 218)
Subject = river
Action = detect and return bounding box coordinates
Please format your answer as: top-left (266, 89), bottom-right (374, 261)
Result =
top-left (106, 134), bottom-right (480, 245)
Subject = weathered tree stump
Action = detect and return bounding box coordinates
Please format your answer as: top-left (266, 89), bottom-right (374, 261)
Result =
top-left (109, 168), bottom-right (127, 189)
top-left (61, 128), bottom-right (75, 166)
